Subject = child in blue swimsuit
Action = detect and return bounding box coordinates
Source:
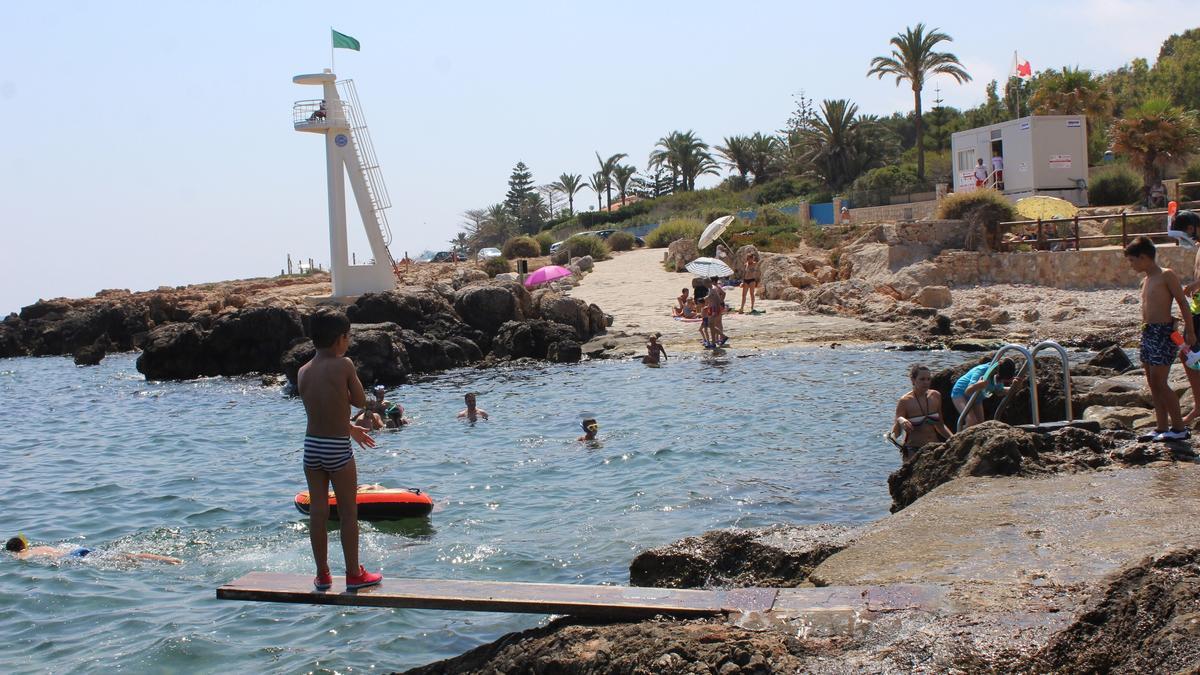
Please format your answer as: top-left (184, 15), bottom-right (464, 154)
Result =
top-left (951, 359), bottom-right (1018, 429)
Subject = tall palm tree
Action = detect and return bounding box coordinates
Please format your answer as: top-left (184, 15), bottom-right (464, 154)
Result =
top-left (867, 23), bottom-right (971, 179)
top-left (651, 130), bottom-right (717, 192)
top-left (612, 164), bottom-right (637, 206)
top-left (1108, 99), bottom-right (1200, 201)
top-left (716, 135), bottom-right (754, 181)
top-left (587, 171), bottom-right (606, 211)
top-left (1029, 66), bottom-right (1114, 144)
top-left (746, 132), bottom-right (784, 184)
top-left (794, 100), bottom-right (895, 191)
top-left (549, 173), bottom-right (586, 216)
top-left (595, 152), bottom-right (627, 210)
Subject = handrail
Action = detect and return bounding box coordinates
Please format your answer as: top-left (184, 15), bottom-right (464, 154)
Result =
top-left (334, 79), bottom-right (394, 259)
top-left (957, 344), bottom-right (1039, 433)
top-left (1031, 340), bottom-right (1073, 422)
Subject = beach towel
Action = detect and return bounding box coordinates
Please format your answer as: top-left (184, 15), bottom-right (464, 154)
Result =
top-left (673, 316), bottom-right (702, 322)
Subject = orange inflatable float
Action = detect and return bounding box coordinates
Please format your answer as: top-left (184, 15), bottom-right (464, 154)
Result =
top-left (294, 484), bottom-right (433, 520)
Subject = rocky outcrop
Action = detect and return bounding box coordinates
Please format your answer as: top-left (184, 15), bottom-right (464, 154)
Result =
top-left (454, 284), bottom-right (525, 335)
top-left (345, 288), bottom-right (455, 329)
top-left (1086, 344), bottom-right (1133, 373)
top-left (282, 322), bottom-right (413, 387)
top-left (491, 320), bottom-right (582, 362)
top-left (535, 293), bottom-right (597, 340)
top-left (628, 525), bottom-right (856, 589)
top-left (72, 339), bottom-right (108, 366)
top-left (914, 285), bottom-right (952, 309)
top-left (137, 306), bottom-right (304, 380)
top-left (1027, 548), bottom-right (1200, 674)
top-left (665, 239), bottom-right (699, 271)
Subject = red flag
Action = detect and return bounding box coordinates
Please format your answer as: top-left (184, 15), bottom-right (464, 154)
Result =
top-left (1016, 60), bottom-right (1032, 79)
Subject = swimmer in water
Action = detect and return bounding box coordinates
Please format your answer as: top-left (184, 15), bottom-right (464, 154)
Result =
top-left (577, 418), bottom-right (599, 442)
top-left (890, 364), bottom-right (953, 462)
top-left (5, 534), bottom-right (181, 564)
top-left (643, 333), bottom-right (668, 365)
top-left (457, 392), bottom-right (489, 421)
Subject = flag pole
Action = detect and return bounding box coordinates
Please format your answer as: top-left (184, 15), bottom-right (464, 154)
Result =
top-left (331, 27), bottom-right (335, 73)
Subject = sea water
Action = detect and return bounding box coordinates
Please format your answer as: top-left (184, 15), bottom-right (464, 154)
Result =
top-left (0, 348), bottom-right (965, 673)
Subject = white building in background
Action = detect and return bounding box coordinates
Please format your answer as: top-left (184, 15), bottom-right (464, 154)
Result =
top-left (293, 70), bottom-right (395, 299)
top-left (951, 115), bottom-right (1090, 206)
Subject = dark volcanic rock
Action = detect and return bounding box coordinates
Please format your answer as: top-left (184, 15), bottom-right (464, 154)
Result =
top-left (454, 285), bottom-right (524, 335)
top-left (629, 525), bottom-right (856, 589)
top-left (1028, 547), bottom-right (1200, 674)
top-left (403, 617), bottom-right (808, 675)
top-left (492, 319), bottom-right (581, 363)
top-left (889, 422), bottom-right (1032, 512)
top-left (19, 299), bottom-right (74, 321)
top-left (136, 323), bottom-right (208, 380)
top-left (206, 306), bottom-right (304, 376)
top-left (346, 288), bottom-right (454, 329)
top-left (536, 293), bottom-right (596, 340)
top-left (281, 323), bottom-right (412, 387)
top-left (1086, 344), bottom-right (1133, 373)
top-left (72, 340), bottom-right (107, 366)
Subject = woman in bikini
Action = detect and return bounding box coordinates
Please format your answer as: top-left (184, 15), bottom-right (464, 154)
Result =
top-left (739, 253), bottom-right (760, 313)
top-left (889, 364), bottom-right (953, 462)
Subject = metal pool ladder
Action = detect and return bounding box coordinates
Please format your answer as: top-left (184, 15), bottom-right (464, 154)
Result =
top-left (956, 340), bottom-right (1074, 432)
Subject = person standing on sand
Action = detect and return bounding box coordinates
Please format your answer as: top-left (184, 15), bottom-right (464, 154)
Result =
top-left (457, 392), bottom-right (489, 421)
top-left (739, 253), bottom-right (759, 314)
top-left (1125, 236), bottom-right (1194, 442)
top-left (297, 307), bottom-right (382, 591)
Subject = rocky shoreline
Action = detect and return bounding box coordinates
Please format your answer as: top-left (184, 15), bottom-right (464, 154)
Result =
top-left (0, 272), bottom-right (612, 385)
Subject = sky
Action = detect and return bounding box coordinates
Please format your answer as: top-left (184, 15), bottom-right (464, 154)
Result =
top-left (2, 0), bottom-right (1198, 312)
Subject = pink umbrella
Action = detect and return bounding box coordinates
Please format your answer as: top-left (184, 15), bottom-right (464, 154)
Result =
top-left (523, 264), bottom-right (573, 288)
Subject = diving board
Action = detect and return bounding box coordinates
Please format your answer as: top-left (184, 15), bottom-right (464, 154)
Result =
top-left (217, 573), bottom-right (943, 621)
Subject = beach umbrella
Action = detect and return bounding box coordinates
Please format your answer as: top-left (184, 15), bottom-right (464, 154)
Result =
top-left (699, 215), bottom-right (734, 248)
top-left (1015, 196), bottom-right (1078, 221)
top-left (685, 257), bottom-right (734, 278)
top-left (523, 264), bottom-right (573, 287)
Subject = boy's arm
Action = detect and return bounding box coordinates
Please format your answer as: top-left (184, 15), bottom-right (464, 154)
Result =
top-left (344, 358), bottom-right (368, 408)
top-left (1166, 269), bottom-right (1196, 345)
top-left (1187, 250), bottom-right (1200, 295)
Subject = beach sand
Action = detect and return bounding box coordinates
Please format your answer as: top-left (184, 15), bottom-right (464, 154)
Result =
top-left (568, 248), bottom-right (879, 353)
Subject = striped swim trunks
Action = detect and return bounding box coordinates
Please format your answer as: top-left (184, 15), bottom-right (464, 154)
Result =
top-left (303, 435), bottom-right (354, 472)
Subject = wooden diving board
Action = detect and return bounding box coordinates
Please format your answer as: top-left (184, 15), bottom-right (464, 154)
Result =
top-left (216, 573), bottom-right (942, 621)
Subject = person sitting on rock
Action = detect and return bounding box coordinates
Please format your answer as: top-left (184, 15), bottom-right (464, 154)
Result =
top-left (6, 534), bottom-right (181, 564)
top-left (889, 364), bottom-right (953, 461)
top-left (672, 288), bottom-right (690, 317)
top-left (457, 392), bottom-right (489, 422)
top-left (951, 359), bottom-right (1020, 429)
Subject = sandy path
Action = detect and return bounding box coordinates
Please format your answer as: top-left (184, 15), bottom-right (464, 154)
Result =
top-left (568, 248), bottom-right (876, 352)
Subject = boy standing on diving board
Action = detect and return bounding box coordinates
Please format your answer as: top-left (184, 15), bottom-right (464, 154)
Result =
top-left (298, 307), bottom-right (382, 590)
top-left (1125, 236), bottom-right (1195, 442)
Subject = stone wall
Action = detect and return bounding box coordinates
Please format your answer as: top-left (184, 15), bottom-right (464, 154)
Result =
top-left (934, 245), bottom-right (1194, 289)
top-left (848, 200), bottom-right (939, 224)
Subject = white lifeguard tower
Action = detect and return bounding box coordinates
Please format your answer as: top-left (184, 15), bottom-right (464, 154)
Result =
top-left (293, 70), bottom-right (395, 298)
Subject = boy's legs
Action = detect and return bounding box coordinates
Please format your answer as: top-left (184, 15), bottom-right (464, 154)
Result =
top-left (1146, 364), bottom-right (1185, 430)
top-left (1179, 354), bottom-right (1200, 424)
top-left (328, 457), bottom-right (361, 574)
top-left (303, 467), bottom-right (332, 574)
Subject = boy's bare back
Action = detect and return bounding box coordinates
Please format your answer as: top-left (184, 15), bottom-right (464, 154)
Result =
top-left (298, 354), bottom-right (361, 437)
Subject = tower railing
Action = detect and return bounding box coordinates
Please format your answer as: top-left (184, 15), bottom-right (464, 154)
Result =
top-left (335, 79), bottom-right (393, 252)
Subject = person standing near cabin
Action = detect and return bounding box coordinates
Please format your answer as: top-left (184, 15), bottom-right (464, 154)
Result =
top-left (974, 158), bottom-right (989, 188)
top-left (890, 364), bottom-right (953, 461)
top-left (991, 154), bottom-right (1004, 190)
top-left (297, 307), bottom-right (382, 591)
top-left (1125, 236), bottom-right (1195, 441)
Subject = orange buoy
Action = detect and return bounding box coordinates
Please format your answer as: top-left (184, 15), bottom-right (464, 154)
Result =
top-left (294, 485), bottom-right (433, 521)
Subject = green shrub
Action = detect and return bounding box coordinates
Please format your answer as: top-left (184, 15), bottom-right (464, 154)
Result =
top-left (482, 256), bottom-right (511, 277)
top-left (1089, 166), bottom-right (1143, 206)
top-left (646, 218), bottom-right (705, 248)
top-left (563, 234), bottom-right (610, 260)
top-left (936, 189), bottom-right (1016, 223)
top-left (534, 232), bottom-right (555, 255)
top-left (755, 178), bottom-right (807, 205)
top-left (502, 235), bottom-right (541, 259)
top-left (1181, 160), bottom-right (1200, 201)
top-left (848, 165), bottom-right (931, 207)
top-left (607, 231), bottom-right (635, 251)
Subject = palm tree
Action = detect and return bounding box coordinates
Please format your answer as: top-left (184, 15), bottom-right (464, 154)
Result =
top-left (612, 164), bottom-right (637, 206)
top-left (1029, 66), bottom-right (1114, 149)
top-left (587, 171), bottom-right (606, 211)
top-left (867, 23), bottom-right (971, 179)
top-left (746, 132), bottom-right (784, 184)
top-left (651, 130), bottom-right (717, 192)
top-left (716, 135), bottom-right (754, 181)
top-left (595, 152), bottom-right (627, 210)
top-left (794, 99), bottom-right (895, 191)
top-left (549, 173), bottom-right (586, 216)
top-left (450, 232), bottom-right (470, 256)
top-left (1108, 99), bottom-right (1200, 201)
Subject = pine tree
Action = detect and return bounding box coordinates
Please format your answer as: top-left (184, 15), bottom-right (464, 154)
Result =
top-left (504, 162), bottom-right (535, 216)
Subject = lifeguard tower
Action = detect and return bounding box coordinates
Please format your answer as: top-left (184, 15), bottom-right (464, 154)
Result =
top-left (293, 70), bottom-right (395, 298)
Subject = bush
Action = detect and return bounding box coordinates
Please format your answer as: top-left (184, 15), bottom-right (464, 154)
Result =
top-left (755, 178), bottom-right (807, 205)
top-left (482, 256), bottom-right (511, 278)
top-left (502, 235), bottom-right (541, 259)
top-left (937, 189), bottom-right (1017, 250)
top-left (847, 165), bottom-right (931, 207)
top-left (646, 218), bottom-right (705, 248)
top-left (1089, 166), bottom-right (1143, 206)
top-left (563, 234), bottom-right (610, 260)
top-left (607, 231), bottom-right (635, 251)
top-left (534, 232), bottom-right (555, 255)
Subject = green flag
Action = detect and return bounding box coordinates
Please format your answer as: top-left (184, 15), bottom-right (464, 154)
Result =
top-left (331, 29), bottom-right (360, 51)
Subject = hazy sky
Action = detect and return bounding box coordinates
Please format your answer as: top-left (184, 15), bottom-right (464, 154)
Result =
top-left (2, 1), bottom-right (1196, 312)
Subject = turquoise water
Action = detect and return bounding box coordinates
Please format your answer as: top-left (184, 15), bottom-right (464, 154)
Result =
top-left (0, 348), bottom-right (963, 673)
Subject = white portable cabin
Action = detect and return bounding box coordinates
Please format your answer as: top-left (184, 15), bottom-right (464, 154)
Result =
top-left (950, 115), bottom-right (1089, 206)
